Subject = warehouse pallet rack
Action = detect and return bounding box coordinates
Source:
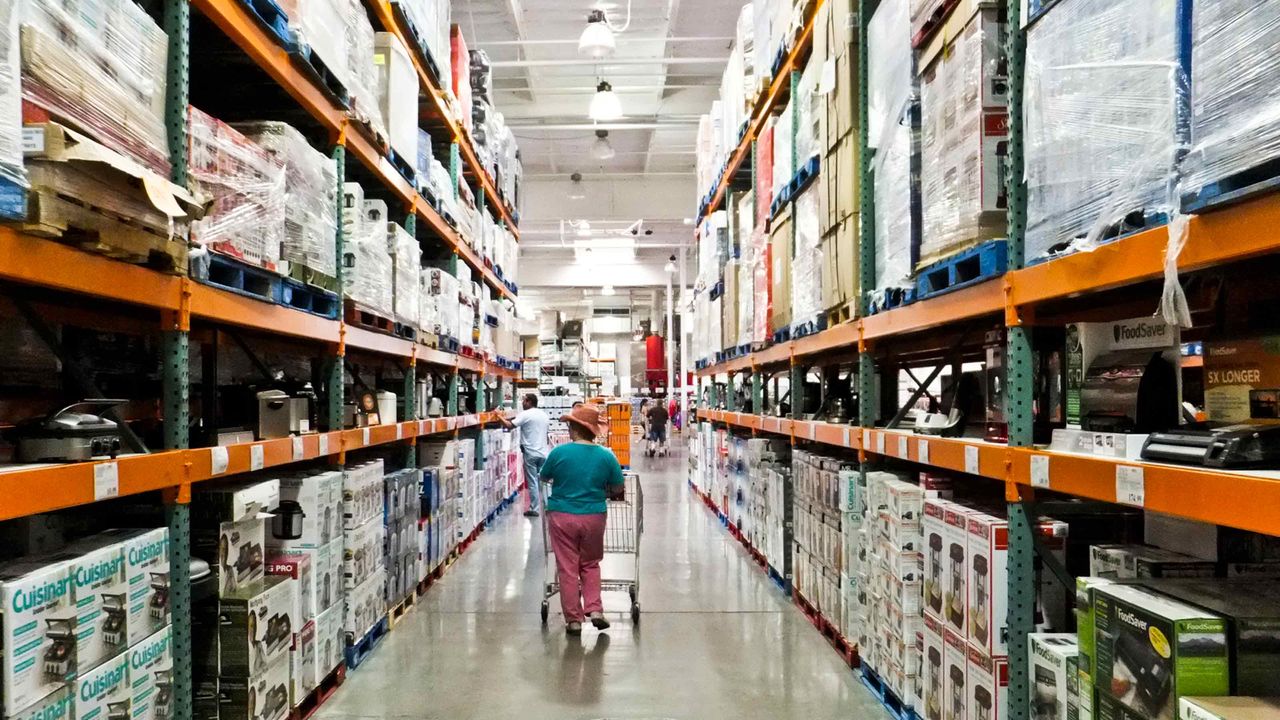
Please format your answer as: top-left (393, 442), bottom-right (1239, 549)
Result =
top-left (0, 1), bottom-right (526, 719)
top-left (691, 0), bottom-right (1280, 718)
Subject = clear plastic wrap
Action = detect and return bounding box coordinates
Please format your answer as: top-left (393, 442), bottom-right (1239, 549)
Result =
top-left (697, 113), bottom-right (715, 199)
top-left (0, 0), bottom-right (22, 188)
top-left (794, 52), bottom-right (821, 169)
top-left (342, 181), bottom-right (365, 243)
top-left (790, 186), bottom-right (823, 325)
top-left (419, 267), bottom-right (459, 338)
top-left (456, 280), bottom-right (477, 349)
top-left (374, 32), bottom-right (420, 167)
top-left (428, 158), bottom-right (457, 219)
top-left (771, 102), bottom-right (793, 201)
top-left (721, 46), bottom-right (746, 144)
top-left (189, 107), bottom-right (286, 271)
top-left (697, 211), bottom-right (728, 290)
top-left (343, 0), bottom-right (386, 142)
top-left (450, 25), bottom-right (472, 131)
top-left (868, 0), bottom-right (915, 300)
top-left (750, 227), bottom-right (770, 345)
top-left (280, 0), bottom-right (351, 94)
top-left (752, 0), bottom-right (773, 93)
top-left (388, 223), bottom-right (420, 326)
top-left (343, 221), bottom-right (393, 317)
top-left (394, 0), bottom-right (450, 70)
top-left (235, 122), bottom-right (338, 277)
top-left (918, 8), bottom-right (1008, 266)
top-left (737, 253), bottom-right (754, 347)
top-left (1025, 0), bottom-right (1182, 261)
top-left (19, 0), bottom-right (169, 173)
top-left (756, 120), bottom-right (774, 225)
top-left (738, 4), bottom-right (755, 106)
top-left (1184, 1), bottom-right (1280, 200)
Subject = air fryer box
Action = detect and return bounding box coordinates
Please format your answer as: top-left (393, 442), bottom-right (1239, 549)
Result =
top-left (218, 576), bottom-right (299, 677)
top-left (266, 552), bottom-right (314, 621)
top-left (923, 613), bottom-right (946, 720)
top-left (944, 628), bottom-right (969, 720)
top-left (944, 504), bottom-right (972, 637)
top-left (924, 499), bottom-right (953, 623)
top-left (218, 656), bottom-right (291, 720)
top-left (272, 471), bottom-right (341, 550)
top-left (1092, 584), bottom-right (1229, 720)
top-left (967, 645), bottom-right (1008, 720)
top-left (129, 626), bottom-right (173, 720)
top-left (1030, 633), bottom-right (1079, 720)
top-left (1152, 580), bottom-right (1280, 696)
top-left (1178, 697), bottom-right (1280, 720)
top-left (55, 539), bottom-right (129, 674)
top-left (74, 650), bottom-right (129, 720)
top-left (0, 557), bottom-right (76, 715)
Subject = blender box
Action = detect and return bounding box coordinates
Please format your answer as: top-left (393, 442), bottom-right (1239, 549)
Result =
top-left (925, 499), bottom-right (955, 622)
top-left (1089, 546), bottom-right (1217, 580)
top-left (128, 626), bottom-right (172, 720)
top-left (10, 687), bottom-right (72, 720)
top-left (266, 552), bottom-right (314, 621)
top-left (1030, 633), bottom-right (1079, 720)
top-left (313, 605), bottom-right (343, 686)
top-left (55, 539), bottom-right (129, 674)
top-left (343, 569), bottom-right (385, 640)
top-left (967, 645), bottom-right (1008, 720)
top-left (217, 577), bottom-right (298, 677)
top-left (289, 620), bottom-right (316, 706)
top-left (1178, 697), bottom-right (1280, 720)
top-left (1093, 583), bottom-right (1229, 720)
top-left (923, 614), bottom-right (946, 720)
top-left (0, 557), bottom-right (77, 714)
top-left (217, 656), bottom-right (291, 720)
top-left (74, 651), bottom-right (128, 720)
top-left (944, 504), bottom-right (973, 637)
top-left (945, 628), bottom-right (969, 720)
top-left (1151, 580), bottom-right (1280, 696)
top-left (68, 529), bottom-right (170, 648)
top-left (272, 472), bottom-right (341, 550)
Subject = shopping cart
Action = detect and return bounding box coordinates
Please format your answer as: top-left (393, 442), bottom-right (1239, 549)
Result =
top-left (540, 470), bottom-right (643, 626)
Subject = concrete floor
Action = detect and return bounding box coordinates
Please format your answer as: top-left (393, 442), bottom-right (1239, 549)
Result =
top-left (316, 444), bottom-right (888, 720)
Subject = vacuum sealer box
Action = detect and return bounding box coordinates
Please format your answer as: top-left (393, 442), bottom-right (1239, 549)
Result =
top-left (128, 626), bottom-right (173, 720)
top-left (266, 552), bottom-right (314, 622)
top-left (193, 480), bottom-right (281, 524)
top-left (73, 651), bottom-right (128, 720)
top-left (1089, 545), bottom-right (1217, 580)
top-left (0, 557), bottom-right (76, 715)
top-left (1204, 337), bottom-right (1280, 424)
top-left (1030, 633), bottom-right (1079, 720)
top-left (1151, 580), bottom-right (1280, 696)
top-left (1179, 697), bottom-right (1280, 720)
top-left (194, 516), bottom-right (266, 597)
top-left (1092, 583), bottom-right (1229, 720)
top-left (217, 655), bottom-right (291, 720)
top-left (218, 576), bottom-right (298, 677)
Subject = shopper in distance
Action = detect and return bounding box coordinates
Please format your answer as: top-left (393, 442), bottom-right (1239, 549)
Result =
top-left (540, 404), bottom-right (626, 635)
top-left (501, 393), bottom-right (551, 518)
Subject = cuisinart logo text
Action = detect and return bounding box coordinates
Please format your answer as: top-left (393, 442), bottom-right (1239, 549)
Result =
top-left (29, 694), bottom-right (72, 720)
top-left (129, 538), bottom-right (168, 567)
top-left (1118, 609), bottom-right (1149, 632)
top-left (80, 664), bottom-right (126, 701)
top-left (1113, 321), bottom-right (1169, 344)
top-left (12, 576), bottom-right (73, 612)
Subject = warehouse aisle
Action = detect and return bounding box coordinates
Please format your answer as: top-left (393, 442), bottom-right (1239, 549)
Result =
top-left (316, 444), bottom-right (887, 720)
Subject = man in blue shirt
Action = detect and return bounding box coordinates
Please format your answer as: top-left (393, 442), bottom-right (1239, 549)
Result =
top-left (501, 394), bottom-right (550, 518)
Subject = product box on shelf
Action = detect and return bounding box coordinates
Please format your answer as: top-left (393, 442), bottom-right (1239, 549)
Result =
top-left (1178, 697), bottom-right (1280, 720)
top-left (0, 557), bottom-right (76, 715)
top-left (1088, 545), bottom-right (1217, 580)
top-left (944, 628), bottom-right (969, 720)
top-left (11, 687), bottom-right (72, 720)
top-left (923, 613), bottom-right (946, 720)
top-left (290, 619), bottom-right (316, 705)
top-left (218, 576), bottom-right (299, 677)
top-left (769, 202), bottom-right (794, 334)
top-left (1093, 583), bottom-right (1229, 720)
top-left (106, 529), bottom-right (170, 646)
top-left (1153, 580), bottom-right (1280, 696)
top-left (129, 626), bottom-right (173, 720)
top-left (1203, 337), bottom-right (1280, 424)
top-left (924, 498), bottom-right (953, 622)
top-left (313, 604), bottom-right (343, 686)
top-left (73, 652), bottom-right (128, 720)
top-left (344, 461), bottom-right (385, 530)
top-left (373, 32), bottom-right (419, 170)
top-left (343, 518), bottom-right (386, 590)
top-left (868, 0), bottom-right (915, 300)
top-left (1030, 633), bottom-right (1079, 720)
top-left (969, 513), bottom-right (1068, 656)
top-left (943, 503), bottom-right (971, 636)
top-left (55, 540), bottom-right (129, 675)
top-left (216, 655), bottom-right (291, 720)
top-left (272, 471), bottom-right (343, 551)
top-left (967, 646), bottom-right (1008, 720)
top-left (266, 552), bottom-right (314, 622)
top-left (343, 568), bottom-right (387, 641)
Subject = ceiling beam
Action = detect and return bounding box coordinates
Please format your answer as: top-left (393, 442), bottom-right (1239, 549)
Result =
top-left (489, 56), bottom-right (729, 68)
top-left (475, 35), bottom-right (732, 46)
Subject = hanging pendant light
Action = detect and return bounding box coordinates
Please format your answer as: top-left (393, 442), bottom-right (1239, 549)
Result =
top-left (591, 129), bottom-right (615, 160)
top-left (578, 10), bottom-right (615, 58)
top-left (588, 81), bottom-right (623, 121)
top-left (568, 172), bottom-right (586, 200)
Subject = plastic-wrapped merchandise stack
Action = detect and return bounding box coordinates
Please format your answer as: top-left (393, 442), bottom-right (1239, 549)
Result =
top-left (387, 223), bottom-right (420, 328)
top-left (18, 0), bottom-right (169, 174)
top-left (420, 267), bottom-right (460, 341)
top-left (394, 0), bottom-right (450, 71)
top-left (721, 47), bottom-right (747, 150)
top-left (342, 460), bottom-right (387, 643)
top-left (457, 279), bottom-right (478, 351)
top-left (1025, 0), bottom-right (1183, 261)
top-left (382, 469), bottom-right (421, 606)
top-left (696, 114), bottom-right (717, 202)
top-left (1184, 3), bottom-right (1280, 207)
top-left (919, 7), bottom-right (1008, 269)
top-left (0, 0), bottom-right (23, 192)
top-left (868, 0), bottom-right (915, 305)
top-left (792, 450), bottom-right (849, 638)
top-left (235, 122), bottom-right (338, 279)
top-left (374, 33), bottom-right (420, 171)
top-left (281, 0), bottom-right (350, 101)
top-left (744, 437), bottom-right (789, 573)
top-left (737, 198), bottom-right (755, 349)
top-left (341, 199), bottom-right (394, 317)
top-left (188, 107), bottom-right (287, 272)
top-left (429, 158), bottom-right (457, 220)
top-left (419, 438), bottom-right (462, 578)
top-left (815, 0), bottom-right (859, 315)
top-left (343, 0), bottom-right (384, 141)
top-left (449, 26), bottom-right (472, 131)
top-left (771, 101), bottom-right (793, 204)
top-left (790, 187), bottom-right (823, 330)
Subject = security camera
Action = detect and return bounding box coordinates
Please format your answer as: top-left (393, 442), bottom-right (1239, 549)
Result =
top-left (644, 229), bottom-right (653, 236)
top-left (631, 228), bottom-right (638, 236)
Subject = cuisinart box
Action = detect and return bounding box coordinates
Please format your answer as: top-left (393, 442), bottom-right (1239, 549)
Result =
top-left (128, 626), bottom-right (173, 720)
top-left (54, 540), bottom-right (129, 674)
top-left (67, 528), bottom-right (170, 650)
top-left (1093, 584), bottom-right (1229, 720)
top-left (74, 651), bottom-right (129, 720)
top-left (218, 577), bottom-right (298, 677)
top-left (9, 686), bottom-right (72, 720)
top-left (1179, 697), bottom-right (1280, 720)
top-left (0, 557), bottom-right (76, 715)
top-left (217, 656), bottom-right (291, 720)
top-left (1030, 633), bottom-right (1079, 720)
top-left (1204, 336), bottom-right (1280, 423)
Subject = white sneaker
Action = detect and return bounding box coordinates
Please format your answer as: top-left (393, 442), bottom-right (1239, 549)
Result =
top-left (566, 622), bottom-right (582, 635)
top-left (590, 612), bottom-right (611, 630)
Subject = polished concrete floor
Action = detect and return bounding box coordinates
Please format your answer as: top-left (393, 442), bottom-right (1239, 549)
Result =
top-left (316, 443), bottom-right (888, 720)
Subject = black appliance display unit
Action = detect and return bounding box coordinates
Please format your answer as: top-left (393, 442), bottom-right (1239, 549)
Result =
top-left (14, 400), bottom-right (125, 462)
top-left (153, 670), bottom-right (173, 720)
top-left (928, 533), bottom-right (944, 615)
top-left (43, 618), bottom-right (76, 678)
top-left (1080, 350), bottom-right (1178, 434)
top-left (972, 555), bottom-right (989, 646)
top-left (1141, 424), bottom-right (1280, 468)
top-left (948, 543), bottom-right (965, 629)
top-left (101, 593), bottom-right (127, 647)
top-left (926, 646), bottom-right (942, 720)
top-left (149, 572), bottom-right (169, 619)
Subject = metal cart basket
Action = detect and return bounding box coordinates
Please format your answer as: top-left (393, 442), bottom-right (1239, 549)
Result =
top-left (540, 470), bottom-right (643, 625)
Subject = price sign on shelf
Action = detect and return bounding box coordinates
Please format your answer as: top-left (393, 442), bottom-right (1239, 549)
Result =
top-left (362, 428), bottom-right (371, 446)
top-left (808, 422), bottom-right (817, 441)
top-left (964, 445), bottom-right (980, 475)
top-left (876, 433), bottom-right (886, 456)
top-left (897, 436), bottom-right (908, 458)
top-left (292, 436), bottom-right (305, 462)
top-left (250, 445), bottom-right (264, 472)
top-left (863, 429), bottom-right (872, 447)
top-left (210, 446), bottom-right (229, 476)
top-left (918, 440), bottom-right (930, 464)
top-left (842, 427), bottom-right (852, 448)
top-left (419, 420), bottom-right (427, 435)
top-left (396, 424), bottom-right (403, 441)
top-left (93, 462), bottom-right (119, 501)
top-left (1116, 466), bottom-right (1146, 507)
top-left (1030, 455), bottom-right (1050, 489)
top-left (318, 434), bottom-right (330, 456)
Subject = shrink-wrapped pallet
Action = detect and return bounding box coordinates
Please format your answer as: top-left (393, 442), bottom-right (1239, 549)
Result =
top-left (420, 267), bottom-right (460, 339)
top-left (341, 0), bottom-right (384, 141)
top-left (388, 223), bottom-right (420, 327)
top-left (189, 107), bottom-right (286, 272)
top-left (1025, 0), bottom-right (1182, 260)
top-left (281, 0), bottom-right (350, 96)
top-left (790, 186), bottom-right (822, 328)
top-left (450, 26), bottom-right (472, 131)
top-left (236, 122), bottom-right (338, 278)
top-left (868, 0), bottom-right (914, 303)
top-left (19, 0), bottom-right (168, 173)
top-left (375, 32), bottom-right (420, 171)
top-left (0, 0), bottom-right (21, 189)
top-left (393, 0), bottom-right (450, 71)
top-left (771, 102), bottom-right (793, 203)
top-left (343, 224), bottom-right (393, 317)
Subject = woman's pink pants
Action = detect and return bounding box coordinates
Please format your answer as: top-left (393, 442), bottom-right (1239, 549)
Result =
top-left (547, 511), bottom-right (607, 623)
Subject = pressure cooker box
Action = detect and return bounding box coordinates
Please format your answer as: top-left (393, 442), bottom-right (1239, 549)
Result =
top-left (273, 471), bottom-right (342, 550)
top-left (0, 557), bottom-right (76, 716)
top-left (1092, 583), bottom-right (1229, 720)
top-left (218, 576), bottom-right (299, 677)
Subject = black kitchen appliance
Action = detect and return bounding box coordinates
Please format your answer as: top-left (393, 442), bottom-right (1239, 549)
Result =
top-left (1141, 423), bottom-right (1280, 468)
top-left (950, 665), bottom-right (965, 720)
top-left (1081, 350), bottom-right (1178, 434)
top-left (1113, 631), bottom-right (1172, 716)
top-left (43, 618), bottom-right (76, 678)
top-left (948, 543), bottom-right (966, 630)
top-left (985, 328), bottom-right (1066, 443)
top-left (14, 400), bottom-right (125, 462)
top-left (102, 593), bottom-right (127, 647)
top-left (972, 555), bottom-right (989, 645)
top-left (149, 572), bottom-right (169, 620)
top-left (270, 501), bottom-right (305, 541)
top-left (928, 533), bottom-right (944, 615)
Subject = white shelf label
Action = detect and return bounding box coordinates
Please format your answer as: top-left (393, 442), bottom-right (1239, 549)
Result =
top-left (396, 424), bottom-right (404, 440)
top-left (318, 434), bottom-right (330, 456)
top-left (897, 436), bottom-right (908, 458)
top-left (965, 445), bottom-right (980, 475)
top-left (808, 422), bottom-right (817, 441)
top-left (250, 445), bottom-right (265, 471)
top-left (863, 429), bottom-right (872, 447)
top-left (919, 440), bottom-right (930, 464)
top-left (292, 436), bottom-right (305, 461)
top-left (93, 462), bottom-right (119, 501)
top-left (210, 447), bottom-right (229, 475)
top-left (1030, 455), bottom-right (1050, 489)
top-left (842, 427), bottom-right (852, 447)
top-left (1116, 466), bottom-right (1146, 507)
top-left (418, 420), bottom-right (427, 435)
top-left (875, 433), bottom-right (886, 455)
top-left (362, 428), bottom-right (371, 446)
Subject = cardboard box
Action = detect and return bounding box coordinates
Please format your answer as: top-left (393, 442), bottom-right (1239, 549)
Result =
top-left (114, 529), bottom-right (169, 646)
top-left (195, 516), bottom-right (266, 597)
top-left (1203, 337), bottom-right (1280, 424)
top-left (343, 518), bottom-right (386, 590)
top-left (313, 604), bottom-right (342, 687)
top-left (372, 33), bottom-right (418, 171)
top-left (1092, 584), bottom-right (1229, 720)
top-left (969, 514), bottom-right (1069, 656)
top-left (218, 577), bottom-right (298, 677)
top-left (1089, 545), bottom-right (1217, 580)
top-left (968, 645), bottom-right (1008, 720)
top-left (128, 626), bottom-right (173, 720)
top-left (924, 499), bottom-right (953, 622)
top-left (1152, 581), bottom-right (1280, 696)
top-left (343, 462), bottom-right (384, 530)
top-left (943, 504), bottom-right (972, 636)
top-left (54, 540), bottom-right (129, 674)
top-left (1179, 697), bottom-right (1280, 720)
top-left (819, 211), bottom-right (858, 312)
top-left (343, 568), bottom-right (386, 640)
top-left (266, 552), bottom-right (314, 621)
top-left (945, 628), bottom-right (969, 720)
top-left (1031, 633), bottom-right (1080, 720)
top-left (815, 0), bottom-right (857, 154)
top-left (73, 652), bottom-right (128, 720)
top-left (272, 471), bottom-right (342, 550)
top-left (217, 656), bottom-right (291, 720)
top-left (10, 687), bottom-right (72, 720)
top-left (0, 558), bottom-right (76, 714)
top-left (769, 203), bottom-right (794, 334)
top-left (193, 480), bottom-right (281, 524)
top-left (290, 620), bottom-right (316, 706)
top-left (924, 614), bottom-right (947, 720)
top-left (722, 259), bottom-right (739, 351)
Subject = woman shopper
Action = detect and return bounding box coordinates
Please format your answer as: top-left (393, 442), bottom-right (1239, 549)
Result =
top-left (539, 403), bottom-right (625, 635)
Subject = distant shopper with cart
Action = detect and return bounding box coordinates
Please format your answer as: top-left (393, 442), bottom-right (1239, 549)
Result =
top-left (645, 400), bottom-right (669, 457)
top-left (539, 403), bottom-right (625, 634)
top-left (501, 393), bottom-right (550, 518)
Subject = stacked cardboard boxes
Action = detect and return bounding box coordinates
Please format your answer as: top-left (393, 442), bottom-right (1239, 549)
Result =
top-left (814, 0), bottom-right (860, 316)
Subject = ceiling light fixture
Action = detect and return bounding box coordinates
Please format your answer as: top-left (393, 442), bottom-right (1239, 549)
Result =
top-left (601, 284), bottom-right (616, 296)
top-left (591, 129), bottom-right (615, 160)
top-left (577, 10), bottom-right (615, 58)
top-left (568, 172), bottom-right (586, 200)
top-left (664, 254), bottom-right (676, 273)
top-left (588, 81), bottom-right (623, 121)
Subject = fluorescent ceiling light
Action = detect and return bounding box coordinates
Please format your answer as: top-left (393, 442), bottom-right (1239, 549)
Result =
top-left (601, 285), bottom-right (616, 296)
top-left (591, 129), bottom-right (615, 160)
top-left (578, 10), bottom-right (615, 58)
top-left (568, 173), bottom-right (586, 200)
top-left (576, 220), bottom-right (592, 237)
top-left (588, 81), bottom-right (623, 121)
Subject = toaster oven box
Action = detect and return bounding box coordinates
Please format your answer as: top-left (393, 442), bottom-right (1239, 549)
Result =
top-left (129, 625), bottom-right (174, 720)
top-left (0, 557), bottom-right (76, 715)
top-left (1092, 583), bottom-right (1229, 720)
top-left (218, 576), bottom-right (299, 677)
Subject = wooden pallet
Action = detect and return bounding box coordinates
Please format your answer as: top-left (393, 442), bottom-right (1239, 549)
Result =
top-left (824, 301), bottom-right (856, 328)
top-left (290, 662), bottom-right (345, 720)
top-left (344, 299), bottom-right (395, 335)
top-left (386, 592), bottom-right (415, 629)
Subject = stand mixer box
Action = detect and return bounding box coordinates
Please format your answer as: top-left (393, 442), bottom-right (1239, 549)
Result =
top-left (0, 557), bottom-right (76, 715)
top-left (129, 626), bottom-right (173, 720)
top-left (217, 577), bottom-right (298, 677)
top-left (73, 651), bottom-right (128, 720)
